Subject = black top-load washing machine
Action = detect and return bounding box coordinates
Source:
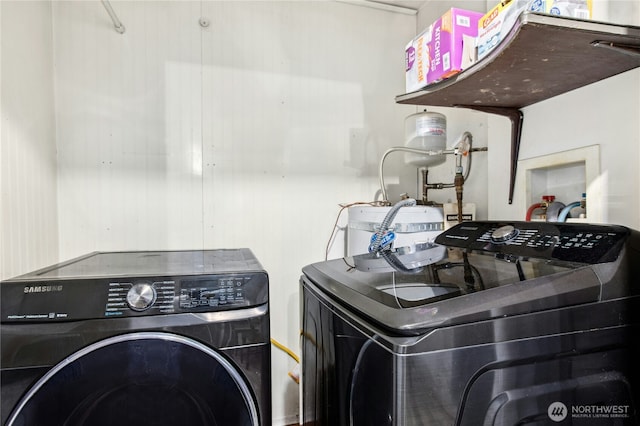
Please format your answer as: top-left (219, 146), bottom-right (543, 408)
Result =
top-left (1, 249), bottom-right (271, 426)
top-left (301, 221), bottom-right (640, 425)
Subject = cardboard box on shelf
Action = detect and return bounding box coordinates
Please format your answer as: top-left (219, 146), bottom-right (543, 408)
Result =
top-left (546, 0), bottom-right (592, 19)
top-left (405, 8), bottom-right (483, 93)
top-left (477, 0), bottom-right (592, 61)
top-left (405, 32), bottom-right (429, 93)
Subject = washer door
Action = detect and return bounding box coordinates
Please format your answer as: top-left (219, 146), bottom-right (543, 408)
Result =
top-left (7, 332), bottom-right (259, 426)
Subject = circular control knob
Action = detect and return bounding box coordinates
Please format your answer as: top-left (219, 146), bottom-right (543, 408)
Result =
top-left (491, 225), bottom-right (519, 243)
top-left (126, 283), bottom-right (157, 311)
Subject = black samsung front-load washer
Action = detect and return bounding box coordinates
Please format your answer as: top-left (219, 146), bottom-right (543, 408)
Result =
top-left (301, 221), bottom-right (640, 425)
top-left (1, 249), bottom-right (271, 426)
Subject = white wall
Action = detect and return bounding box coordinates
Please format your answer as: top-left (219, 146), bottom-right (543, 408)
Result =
top-left (48, 1), bottom-right (416, 424)
top-left (1, 1), bottom-right (58, 279)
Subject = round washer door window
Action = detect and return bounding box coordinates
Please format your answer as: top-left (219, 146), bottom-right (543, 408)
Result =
top-left (7, 332), bottom-right (259, 426)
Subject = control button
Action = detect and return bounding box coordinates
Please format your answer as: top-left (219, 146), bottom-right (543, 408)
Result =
top-left (491, 225), bottom-right (519, 243)
top-left (126, 283), bottom-right (157, 311)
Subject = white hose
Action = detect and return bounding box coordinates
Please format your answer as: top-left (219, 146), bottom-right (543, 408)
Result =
top-left (101, 1), bottom-right (126, 34)
top-left (378, 147), bottom-right (454, 202)
top-left (378, 132), bottom-right (477, 202)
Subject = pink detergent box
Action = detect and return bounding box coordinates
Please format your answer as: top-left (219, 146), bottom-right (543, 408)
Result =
top-left (425, 8), bottom-right (483, 85)
top-left (405, 8), bottom-right (483, 91)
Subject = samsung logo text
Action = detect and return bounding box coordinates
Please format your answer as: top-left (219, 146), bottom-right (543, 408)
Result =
top-left (24, 285), bottom-right (64, 294)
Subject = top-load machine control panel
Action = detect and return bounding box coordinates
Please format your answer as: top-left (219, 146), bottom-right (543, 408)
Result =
top-left (437, 221), bottom-right (628, 264)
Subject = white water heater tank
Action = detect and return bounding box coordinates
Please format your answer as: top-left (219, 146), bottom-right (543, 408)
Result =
top-left (347, 205), bottom-right (444, 256)
top-left (404, 110), bottom-right (447, 167)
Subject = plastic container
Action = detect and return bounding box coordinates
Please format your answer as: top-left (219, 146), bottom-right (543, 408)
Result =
top-left (404, 110), bottom-right (447, 167)
top-left (347, 205), bottom-right (444, 256)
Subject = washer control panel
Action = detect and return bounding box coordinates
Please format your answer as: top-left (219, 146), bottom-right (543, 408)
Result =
top-left (435, 221), bottom-right (630, 264)
top-left (2, 273), bottom-right (268, 323)
top-left (104, 273), bottom-right (268, 318)
top-left (179, 276), bottom-right (250, 310)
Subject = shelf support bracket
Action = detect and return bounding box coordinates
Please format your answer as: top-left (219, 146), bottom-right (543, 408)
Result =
top-left (459, 106), bottom-right (523, 205)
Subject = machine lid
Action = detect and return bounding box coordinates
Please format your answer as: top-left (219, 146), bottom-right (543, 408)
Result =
top-left (302, 221), bottom-right (635, 335)
top-left (5, 249), bottom-right (265, 281)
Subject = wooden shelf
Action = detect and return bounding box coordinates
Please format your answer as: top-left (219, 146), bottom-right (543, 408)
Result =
top-left (395, 12), bottom-right (640, 204)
